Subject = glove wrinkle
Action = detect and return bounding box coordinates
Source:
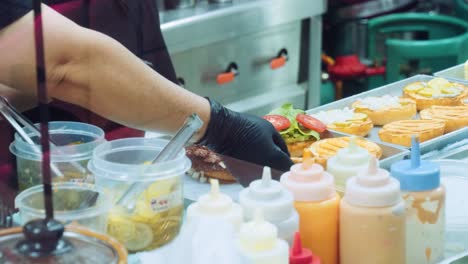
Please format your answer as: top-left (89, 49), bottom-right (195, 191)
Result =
top-left (198, 98), bottom-right (293, 180)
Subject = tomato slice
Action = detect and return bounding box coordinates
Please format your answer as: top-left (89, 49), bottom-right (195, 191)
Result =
top-left (296, 114), bottom-right (327, 133)
top-left (263, 115), bottom-right (291, 131)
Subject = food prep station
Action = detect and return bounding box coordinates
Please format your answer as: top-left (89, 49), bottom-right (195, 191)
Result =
top-left (1, 1), bottom-right (468, 264)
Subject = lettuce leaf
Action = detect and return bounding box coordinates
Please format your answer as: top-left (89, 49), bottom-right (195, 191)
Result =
top-left (269, 103), bottom-right (320, 142)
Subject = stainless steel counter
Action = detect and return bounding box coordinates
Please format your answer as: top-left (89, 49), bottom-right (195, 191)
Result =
top-left (159, 0), bottom-right (327, 114)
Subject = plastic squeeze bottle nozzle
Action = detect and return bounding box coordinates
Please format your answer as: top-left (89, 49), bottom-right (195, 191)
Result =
top-left (186, 179), bottom-right (243, 230)
top-left (236, 209), bottom-right (289, 264)
top-left (340, 157), bottom-right (406, 264)
top-left (391, 137), bottom-right (445, 264)
top-left (280, 150), bottom-right (339, 264)
top-left (326, 136), bottom-right (371, 195)
top-left (239, 166), bottom-right (299, 245)
top-left (290, 232), bottom-right (321, 264)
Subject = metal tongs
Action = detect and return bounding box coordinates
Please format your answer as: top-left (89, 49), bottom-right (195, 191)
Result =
top-left (115, 113), bottom-right (203, 213)
top-left (0, 96), bottom-right (87, 177)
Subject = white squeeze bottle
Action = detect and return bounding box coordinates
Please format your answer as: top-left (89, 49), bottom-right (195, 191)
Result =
top-left (239, 166), bottom-right (299, 244)
top-left (340, 157), bottom-right (406, 264)
top-left (236, 210), bottom-right (289, 264)
top-left (186, 179), bottom-right (243, 231)
top-left (326, 136), bottom-right (371, 194)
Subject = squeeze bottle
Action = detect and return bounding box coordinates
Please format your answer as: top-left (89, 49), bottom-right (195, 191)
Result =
top-left (340, 157), bottom-right (405, 264)
top-left (280, 151), bottom-right (339, 264)
top-left (326, 136), bottom-right (371, 194)
top-left (290, 232), bottom-right (321, 264)
top-left (236, 210), bottom-right (289, 264)
top-left (391, 137), bottom-right (445, 264)
top-left (239, 167), bottom-right (299, 244)
top-left (186, 179), bottom-right (243, 230)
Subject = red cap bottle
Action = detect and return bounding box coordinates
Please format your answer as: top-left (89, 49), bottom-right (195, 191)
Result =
top-left (289, 232), bottom-right (321, 264)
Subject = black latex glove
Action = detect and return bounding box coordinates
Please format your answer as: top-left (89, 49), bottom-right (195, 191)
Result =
top-left (198, 98), bottom-right (293, 175)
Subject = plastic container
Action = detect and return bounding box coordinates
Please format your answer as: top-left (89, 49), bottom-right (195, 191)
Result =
top-left (186, 179), bottom-right (243, 231)
top-left (15, 182), bottom-right (112, 233)
top-left (430, 160), bottom-right (468, 260)
top-left (281, 157), bottom-right (339, 264)
top-left (340, 158), bottom-right (405, 264)
top-left (10, 121), bottom-right (105, 190)
top-left (392, 138), bottom-right (445, 264)
top-left (326, 136), bottom-right (371, 195)
top-left (88, 137), bottom-right (191, 253)
top-left (0, 225), bottom-right (127, 264)
top-left (239, 166), bottom-right (299, 244)
top-left (236, 210), bottom-right (289, 264)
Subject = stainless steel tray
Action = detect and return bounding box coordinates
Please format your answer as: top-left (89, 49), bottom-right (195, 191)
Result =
top-left (307, 74), bottom-right (466, 150)
top-left (434, 64), bottom-right (468, 85)
top-left (420, 128), bottom-right (468, 161)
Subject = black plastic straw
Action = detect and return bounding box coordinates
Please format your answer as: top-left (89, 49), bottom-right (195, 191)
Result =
top-left (33, 0), bottom-right (54, 220)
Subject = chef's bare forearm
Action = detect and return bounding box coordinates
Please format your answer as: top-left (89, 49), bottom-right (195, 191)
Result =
top-left (0, 4), bottom-right (210, 139)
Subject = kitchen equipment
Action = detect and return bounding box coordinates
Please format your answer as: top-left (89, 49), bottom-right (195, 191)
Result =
top-left (10, 121), bottom-right (105, 190)
top-left (0, 97), bottom-right (90, 181)
top-left (307, 75), bottom-right (467, 153)
top-left (160, 0), bottom-right (326, 114)
top-left (89, 137), bottom-right (191, 252)
top-left (115, 113), bottom-right (202, 213)
top-left (0, 225), bottom-right (127, 264)
top-left (15, 183), bottom-right (112, 233)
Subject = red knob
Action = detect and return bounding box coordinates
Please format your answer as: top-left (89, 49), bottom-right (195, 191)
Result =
top-left (216, 72), bottom-right (236, 85)
top-left (270, 56), bottom-right (287, 70)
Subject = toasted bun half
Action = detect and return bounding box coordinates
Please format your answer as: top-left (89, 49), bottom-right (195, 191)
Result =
top-left (378, 119), bottom-right (445, 147)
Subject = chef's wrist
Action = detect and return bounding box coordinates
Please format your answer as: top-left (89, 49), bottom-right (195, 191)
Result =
top-left (197, 98), bottom-right (230, 149)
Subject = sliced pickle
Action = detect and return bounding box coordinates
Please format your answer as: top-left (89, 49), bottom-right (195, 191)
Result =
top-left (417, 88), bottom-right (434, 97)
top-left (350, 113), bottom-right (368, 121)
top-left (405, 83), bottom-right (425, 92)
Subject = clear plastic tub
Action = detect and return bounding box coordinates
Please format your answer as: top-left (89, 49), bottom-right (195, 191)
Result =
top-left (10, 121), bottom-right (105, 190)
top-left (88, 138), bottom-right (191, 253)
top-left (15, 182), bottom-right (112, 233)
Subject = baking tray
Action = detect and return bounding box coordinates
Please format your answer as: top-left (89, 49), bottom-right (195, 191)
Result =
top-left (420, 128), bottom-right (468, 161)
top-left (434, 64), bottom-right (468, 85)
top-left (307, 74), bottom-right (467, 152)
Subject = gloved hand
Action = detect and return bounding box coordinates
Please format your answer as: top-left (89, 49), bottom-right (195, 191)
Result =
top-left (198, 98), bottom-right (293, 174)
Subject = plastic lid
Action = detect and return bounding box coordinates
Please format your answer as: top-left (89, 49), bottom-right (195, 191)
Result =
top-left (289, 232), bottom-right (320, 264)
top-left (239, 167), bottom-right (295, 222)
top-left (198, 179), bottom-right (234, 214)
top-left (331, 136), bottom-right (370, 166)
top-left (344, 157), bottom-right (401, 207)
top-left (391, 137), bottom-right (440, 191)
top-left (280, 162), bottom-right (335, 202)
top-left (239, 210), bottom-right (277, 252)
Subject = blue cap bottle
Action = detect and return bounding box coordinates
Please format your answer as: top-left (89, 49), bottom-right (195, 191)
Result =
top-left (391, 136), bottom-right (445, 264)
top-left (391, 136), bottom-right (440, 191)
